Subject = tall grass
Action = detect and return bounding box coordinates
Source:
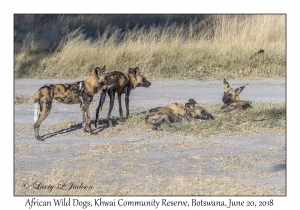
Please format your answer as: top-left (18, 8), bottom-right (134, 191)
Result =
top-left (14, 15), bottom-right (286, 80)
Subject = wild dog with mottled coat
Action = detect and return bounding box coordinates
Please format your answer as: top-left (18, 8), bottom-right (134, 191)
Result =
top-left (145, 99), bottom-right (213, 130)
top-left (221, 79), bottom-right (251, 114)
top-left (95, 67), bottom-right (151, 127)
top-left (33, 66), bottom-right (114, 141)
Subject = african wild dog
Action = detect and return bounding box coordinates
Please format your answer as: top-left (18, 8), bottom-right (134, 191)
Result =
top-left (221, 79), bottom-right (251, 114)
top-left (145, 99), bottom-right (213, 130)
top-left (33, 66), bottom-right (114, 141)
top-left (94, 67), bottom-right (151, 128)
top-left (250, 49), bottom-right (264, 60)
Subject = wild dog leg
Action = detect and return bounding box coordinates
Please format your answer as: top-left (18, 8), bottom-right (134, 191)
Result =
top-left (117, 93), bottom-right (124, 122)
top-left (125, 87), bottom-right (131, 118)
top-left (161, 113), bottom-right (173, 127)
top-left (107, 90), bottom-right (115, 127)
top-left (82, 108), bottom-right (93, 133)
top-left (80, 93), bottom-right (93, 134)
top-left (95, 89), bottom-right (106, 127)
top-left (221, 103), bottom-right (230, 112)
top-left (33, 101), bottom-right (52, 141)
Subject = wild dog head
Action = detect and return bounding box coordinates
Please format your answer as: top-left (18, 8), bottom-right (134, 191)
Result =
top-left (94, 66), bottom-right (115, 91)
top-left (185, 99), bottom-right (214, 120)
top-left (128, 67), bottom-right (151, 88)
top-left (222, 79), bottom-right (245, 104)
top-left (145, 109), bottom-right (166, 130)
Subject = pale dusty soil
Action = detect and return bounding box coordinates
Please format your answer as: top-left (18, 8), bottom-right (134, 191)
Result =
top-left (14, 79), bottom-right (286, 196)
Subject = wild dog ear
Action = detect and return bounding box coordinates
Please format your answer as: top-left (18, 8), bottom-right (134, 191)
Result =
top-left (94, 65), bottom-right (106, 76)
top-left (99, 65), bottom-right (106, 73)
top-left (94, 67), bottom-right (100, 75)
top-left (235, 86), bottom-right (245, 95)
top-left (128, 68), bottom-right (136, 76)
top-left (223, 79), bottom-right (230, 89)
top-left (134, 67), bottom-right (140, 74)
top-left (188, 99), bottom-right (197, 104)
top-left (185, 103), bottom-right (195, 110)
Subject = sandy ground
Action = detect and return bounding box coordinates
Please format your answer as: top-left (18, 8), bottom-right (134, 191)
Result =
top-left (14, 78), bottom-right (286, 195)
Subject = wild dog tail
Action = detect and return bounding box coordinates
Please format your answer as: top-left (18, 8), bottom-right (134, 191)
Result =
top-left (33, 92), bottom-right (41, 123)
top-left (94, 89), bottom-right (107, 127)
top-left (99, 89), bottom-right (107, 111)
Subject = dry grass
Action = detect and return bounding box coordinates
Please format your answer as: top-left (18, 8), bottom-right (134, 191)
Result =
top-left (14, 15), bottom-right (286, 80)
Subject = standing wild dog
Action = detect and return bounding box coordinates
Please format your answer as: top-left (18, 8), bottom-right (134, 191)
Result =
top-left (94, 67), bottom-right (151, 127)
top-left (33, 66), bottom-right (114, 141)
top-left (221, 79), bottom-right (251, 114)
top-left (145, 99), bottom-right (213, 130)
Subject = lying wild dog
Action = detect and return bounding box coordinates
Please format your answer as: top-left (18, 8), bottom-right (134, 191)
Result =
top-left (221, 79), bottom-right (251, 114)
top-left (33, 66), bottom-right (114, 141)
top-left (145, 99), bottom-right (213, 130)
top-left (94, 67), bottom-right (151, 128)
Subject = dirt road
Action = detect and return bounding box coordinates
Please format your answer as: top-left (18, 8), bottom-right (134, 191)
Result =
top-left (14, 79), bottom-right (286, 195)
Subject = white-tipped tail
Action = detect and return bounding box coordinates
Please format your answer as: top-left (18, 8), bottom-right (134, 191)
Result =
top-left (79, 81), bottom-right (82, 90)
top-left (34, 102), bottom-right (40, 123)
